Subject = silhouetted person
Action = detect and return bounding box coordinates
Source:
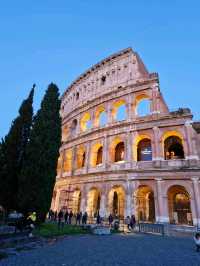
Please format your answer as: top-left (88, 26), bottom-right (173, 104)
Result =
top-left (64, 210), bottom-right (69, 224)
top-left (58, 210), bottom-right (64, 229)
top-left (130, 215), bottom-right (136, 230)
top-left (108, 214), bottom-right (113, 226)
top-left (96, 213), bottom-right (101, 224)
top-left (69, 211), bottom-right (73, 225)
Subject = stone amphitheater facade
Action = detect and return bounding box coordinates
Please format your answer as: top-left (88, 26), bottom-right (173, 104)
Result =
top-left (51, 47), bottom-right (200, 226)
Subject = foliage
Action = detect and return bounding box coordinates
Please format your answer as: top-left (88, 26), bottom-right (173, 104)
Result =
top-left (34, 223), bottom-right (89, 238)
top-left (0, 86), bottom-right (34, 211)
top-left (18, 83), bottom-right (61, 221)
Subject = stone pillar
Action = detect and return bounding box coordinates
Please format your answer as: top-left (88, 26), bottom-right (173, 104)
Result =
top-left (106, 102), bottom-right (113, 125)
top-left (99, 193), bottom-right (106, 217)
top-left (54, 189), bottom-right (61, 212)
top-left (85, 141), bottom-right (91, 172)
top-left (71, 145), bottom-right (77, 175)
top-left (152, 127), bottom-right (162, 160)
top-left (127, 93), bottom-right (133, 121)
top-left (155, 178), bottom-right (169, 223)
top-left (103, 135), bottom-right (108, 168)
top-left (185, 121), bottom-right (199, 160)
top-left (80, 188), bottom-right (87, 213)
top-left (191, 177), bottom-right (200, 226)
top-left (126, 131), bottom-right (132, 165)
top-left (151, 84), bottom-right (160, 114)
top-left (125, 193), bottom-right (132, 217)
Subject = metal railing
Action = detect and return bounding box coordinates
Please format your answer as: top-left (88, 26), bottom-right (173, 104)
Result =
top-left (139, 222), bottom-right (165, 236)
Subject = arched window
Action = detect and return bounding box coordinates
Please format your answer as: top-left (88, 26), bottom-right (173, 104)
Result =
top-left (96, 146), bottom-right (103, 165)
top-left (164, 136), bottom-right (184, 160)
top-left (71, 119), bottom-right (77, 136)
top-left (116, 104), bottom-right (127, 121)
top-left (137, 138), bottom-right (152, 161)
top-left (115, 142), bottom-right (125, 162)
top-left (81, 152), bottom-right (86, 167)
top-left (80, 113), bottom-right (92, 132)
top-left (99, 111), bottom-right (107, 126)
top-left (136, 98), bottom-right (151, 116)
top-left (113, 100), bottom-right (127, 122)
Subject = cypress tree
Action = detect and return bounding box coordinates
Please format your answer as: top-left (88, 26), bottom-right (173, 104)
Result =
top-left (0, 86), bottom-right (34, 211)
top-left (18, 83), bottom-right (61, 221)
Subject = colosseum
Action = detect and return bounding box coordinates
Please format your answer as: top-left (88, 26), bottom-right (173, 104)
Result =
top-left (51, 47), bottom-right (200, 227)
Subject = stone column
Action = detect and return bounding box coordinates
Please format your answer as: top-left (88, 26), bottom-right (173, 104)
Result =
top-left (54, 189), bottom-right (61, 212)
top-left (151, 84), bottom-right (160, 115)
top-left (106, 102), bottom-right (113, 125)
top-left (185, 121), bottom-right (199, 160)
top-left (80, 187), bottom-right (87, 213)
top-left (71, 145), bottom-right (77, 175)
top-left (125, 193), bottom-right (132, 217)
top-left (126, 131), bottom-right (132, 166)
top-left (103, 135), bottom-right (108, 168)
top-left (99, 193), bottom-right (106, 217)
top-left (127, 93), bottom-right (133, 121)
top-left (85, 141), bottom-right (91, 172)
top-left (155, 178), bottom-right (169, 223)
top-left (191, 177), bottom-right (200, 226)
top-left (152, 126), bottom-right (162, 160)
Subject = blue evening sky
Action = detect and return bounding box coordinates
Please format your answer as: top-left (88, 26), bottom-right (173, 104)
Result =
top-left (0, 1), bottom-right (200, 138)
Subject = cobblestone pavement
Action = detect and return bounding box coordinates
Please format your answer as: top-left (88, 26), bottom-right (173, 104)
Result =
top-left (1, 233), bottom-right (200, 266)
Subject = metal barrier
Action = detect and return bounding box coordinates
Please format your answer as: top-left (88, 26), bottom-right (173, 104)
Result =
top-left (139, 222), bottom-right (165, 236)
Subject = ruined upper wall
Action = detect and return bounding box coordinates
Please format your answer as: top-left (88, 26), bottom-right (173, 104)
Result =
top-left (61, 48), bottom-right (153, 117)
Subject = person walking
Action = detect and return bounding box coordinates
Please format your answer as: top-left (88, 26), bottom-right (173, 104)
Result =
top-left (96, 213), bottom-right (101, 224)
top-left (125, 216), bottom-right (131, 231)
top-left (130, 215), bottom-right (136, 230)
top-left (194, 233), bottom-right (200, 252)
top-left (76, 212), bottom-right (81, 225)
top-left (108, 214), bottom-right (113, 227)
top-left (64, 210), bottom-right (69, 224)
top-left (27, 212), bottom-right (37, 237)
top-left (69, 211), bottom-right (73, 225)
top-left (58, 210), bottom-right (64, 230)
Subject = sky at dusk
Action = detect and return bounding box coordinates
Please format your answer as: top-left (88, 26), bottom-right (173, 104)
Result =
top-left (0, 0), bottom-right (200, 138)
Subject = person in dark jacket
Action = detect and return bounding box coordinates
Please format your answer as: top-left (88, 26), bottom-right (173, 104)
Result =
top-left (108, 214), bottom-right (113, 227)
top-left (64, 210), bottom-right (69, 224)
top-left (58, 210), bottom-right (64, 229)
top-left (96, 213), bottom-right (101, 224)
top-left (69, 211), bottom-right (73, 225)
top-left (130, 215), bottom-right (136, 230)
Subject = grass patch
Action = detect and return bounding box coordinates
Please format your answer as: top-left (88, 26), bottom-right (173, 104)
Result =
top-left (34, 223), bottom-right (89, 238)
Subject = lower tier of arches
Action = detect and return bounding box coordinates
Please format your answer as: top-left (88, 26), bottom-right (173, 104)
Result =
top-left (52, 177), bottom-right (200, 226)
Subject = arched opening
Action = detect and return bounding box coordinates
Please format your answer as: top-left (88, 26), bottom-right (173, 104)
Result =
top-left (136, 98), bottom-right (151, 116)
top-left (94, 106), bottom-right (107, 127)
top-left (108, 186), bottom-right (125, 218)
top-left (76, 146), bottom-right (86, 169)
top-left (57, 155), bottom-right (62, 175)
top-left (164, 136), bottom-right (184, 160)
top-left (112, 100), bottom-right (127, 122)
top-left (168, 185), bottom-right (192, 225)
top-left (135, 186), bottom-right (155, 222)
top-left (137, 138), bottom-right (152, 161)
top-left (96, 146), bottom-right (103, 165)
top-left (90, 143), bottom-right (103, 167)
top-left (80, 113), bottom-right (92, 132)
top-left (73, 190), bottom-right (81, 214)
top-left (62, 125), bottom-right (69, 142)
top-left (63, 149), bottom-right (72, 172)
top-left (71, 119), bottom-right (78, 136)
top-left (115, 142), bottom-right (125, 162)
top-left (87, 188), bottom-right (101, 218)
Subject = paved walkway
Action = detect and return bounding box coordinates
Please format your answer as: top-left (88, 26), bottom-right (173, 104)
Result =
top-left (1, 234), bottom-right (200, 266)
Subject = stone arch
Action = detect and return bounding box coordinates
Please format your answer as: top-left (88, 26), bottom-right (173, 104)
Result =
top-left (134, 185), bottom-right (155, 222)
top-left (76, 145), bottom-right (86, 169)
top-left (133, 134), bottom-right (152, 161)
top-left (167, 185), bottom-right (193, 225)
top-left (112, 99), bottom-right (127, 121)
top-left (110, 136), bottom-right (125, 163)
top-left (72, 189), bottom-right (81, 214)
top-left (63, 149), bottom-right (72, 172)
top-left (90, 143), bottom-right (103, 167)
top-left (107, 185), bottom-right (126, 218)
top-left (135, 94), bottom-right (151, 116)
top-left (62, 125), bottom-right (69, 142)
top-left (71, 119), bottom-right (78, 136)
top-left (80, 112), bottom-right (92, 132)
top-left (94, 105), bottom-right (107, 127)
top-left (86, 187), bottom-right (101, 218)
top-left (162, 131), bottom-right (185, 160)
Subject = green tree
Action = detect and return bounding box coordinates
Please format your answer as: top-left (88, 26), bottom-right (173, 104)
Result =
top-left (0, 86), bottom-right (34, 211)
top-left (18, 83), bottom-right (61, 221)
